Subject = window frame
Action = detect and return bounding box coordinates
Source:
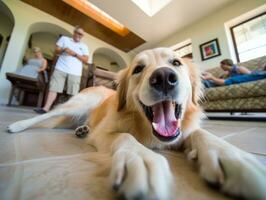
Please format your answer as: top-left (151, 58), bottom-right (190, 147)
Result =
top-left (174, 43), bottom-right (192, 58)
top-left (230, 12), bottom-right (266, 62)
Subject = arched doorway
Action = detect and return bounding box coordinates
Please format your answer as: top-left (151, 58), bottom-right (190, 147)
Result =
top-left (23, 22), bottom-right (72, 67)
top-left (0, 1), bottom-right (15, 68)
top-left (93, 47), bottom-right (127, 72)
top-left (13, 22), bottom-right (72, 106)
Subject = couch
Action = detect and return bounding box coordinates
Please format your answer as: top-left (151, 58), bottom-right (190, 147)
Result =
top-left (201, 55), bottom-right (266, 112)
top-left (89, 66), bottom-right (118, 89)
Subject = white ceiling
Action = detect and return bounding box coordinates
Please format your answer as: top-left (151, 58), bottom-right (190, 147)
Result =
top-left (88, 0), bottom-right (236, 53)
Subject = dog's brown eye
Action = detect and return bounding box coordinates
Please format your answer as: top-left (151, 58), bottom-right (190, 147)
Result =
top-left (171, 59), bottom-right (181, 67)
top-left (132, 64), bottom-right (145, 74)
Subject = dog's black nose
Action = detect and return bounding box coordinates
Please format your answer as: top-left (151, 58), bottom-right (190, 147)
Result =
top-left (149, 67), bottom-right (178, 94)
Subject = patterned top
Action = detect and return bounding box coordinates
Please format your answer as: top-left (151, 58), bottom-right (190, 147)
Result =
top-left (229, 65), bottom-right (240, 77)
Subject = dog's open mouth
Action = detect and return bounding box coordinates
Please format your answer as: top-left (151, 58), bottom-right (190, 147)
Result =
top-left (141, 101), bottom-right (182, 142)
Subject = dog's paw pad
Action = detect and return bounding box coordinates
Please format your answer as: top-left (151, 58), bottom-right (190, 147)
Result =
top-left (75, 125), bottom-right (90, 138)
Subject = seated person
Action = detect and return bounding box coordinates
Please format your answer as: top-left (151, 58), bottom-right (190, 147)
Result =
top-left (16, 47), bottom-right (47, 79)
top-left (262, 63), bottom-right (266, 71)
top-left (203, 59), bottom-right (251, 88)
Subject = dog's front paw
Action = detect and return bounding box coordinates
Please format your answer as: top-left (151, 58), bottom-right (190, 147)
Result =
top-left (217, 153), bottom-right (266, 200)
top-left (110, 149), bottom-right (172, 200)
top-left (7, 121), bottom-right (27, 133)
top-left (187, 132), bottom-right (266, 200)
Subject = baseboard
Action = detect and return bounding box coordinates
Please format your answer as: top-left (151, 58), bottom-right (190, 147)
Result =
top-left (206, 112), bottom-right (266, 122)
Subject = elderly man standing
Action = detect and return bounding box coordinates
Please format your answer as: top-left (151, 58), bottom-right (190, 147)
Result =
top-left (34, 26), bottom-right (89, 114)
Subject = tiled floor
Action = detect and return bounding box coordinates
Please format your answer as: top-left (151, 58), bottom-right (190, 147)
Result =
top-left (0, 106), bottom-right (265, 200)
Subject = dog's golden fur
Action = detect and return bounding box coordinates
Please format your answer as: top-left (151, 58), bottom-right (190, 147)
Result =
top-left (8, 48), bottom-right (266, 200)
top-left (87, 55), bottom-right (202, 150)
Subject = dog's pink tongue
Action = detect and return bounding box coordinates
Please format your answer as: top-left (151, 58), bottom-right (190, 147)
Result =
top-left (152, 101), bottom-right (179, 137)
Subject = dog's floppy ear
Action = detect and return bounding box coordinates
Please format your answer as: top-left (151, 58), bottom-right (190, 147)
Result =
top-left (117, 68), bottom-right (129, 111)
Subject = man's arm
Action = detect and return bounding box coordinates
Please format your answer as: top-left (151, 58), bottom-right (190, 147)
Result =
top-left (38, 59), bottom-right (48, 72)
top-left (61, 47), bottom-right (89, 63)
top-left (76, 45), bottom-right (89, 63)
top-left (209, 76), bottom-right (225, 85)
top-left (55, 45), bottom-right (65, 55)
top-left (238, 66), bottom-right (251, 75)
top-left (75, 54), bottom-right (88, 63)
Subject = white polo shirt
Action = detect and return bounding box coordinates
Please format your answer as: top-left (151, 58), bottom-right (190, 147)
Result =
top-left (55, 36), bottom-right (89, 76)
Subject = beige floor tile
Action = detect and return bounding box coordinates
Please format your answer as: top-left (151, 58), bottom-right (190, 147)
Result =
top-left (0, 130), bottom-right (95, 164)
top-left (0, 128), bottom-right (17, 164)
top-left (161, 151), bottom-right (232, 200)
top-left (0, 151), bottom-right (232, 200)
top-left (0, 109), bottom-right (36, 125)
top-left (0, 106), bottom-right (265, 200)
top-left (202, 119), bottom-right (266, 128)
top-left (225, 127), bottom-right (266, 155)
top-left (0, 154), bottom-right (115, 200)
top-left (254, 154), bottom-right (266, 165)
top-left (0, 106), bottom-right (94, 164)
top-left (201, 124), bottom-right (252, 138)
top-left (17, 130), bottom-right (95, 161)
top-left (0, 165), bottom-right (18, 200)
top-left (202, 119), bottom-right (266, 138)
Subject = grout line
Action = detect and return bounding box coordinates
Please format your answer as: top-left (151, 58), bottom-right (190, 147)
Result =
top-left (222, 127), bottom-right (257, 139)
top-left (0, 152), bottom-right (94, 167)
top-left (249, 152), bottom-right (266, 156)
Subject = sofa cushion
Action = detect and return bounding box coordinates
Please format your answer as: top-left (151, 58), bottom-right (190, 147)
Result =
top-left (93, 68), bottom-right (118, 89)
top-left (202, 96), bottom-right (266, 111)
top-left (204, 79), bottom-right (266, 101)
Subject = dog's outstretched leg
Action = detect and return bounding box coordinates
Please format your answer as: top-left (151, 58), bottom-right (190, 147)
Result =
top-left (7, 86), bottom-right (114, 133)
top-left (7, 105), bottom-right (82, 133)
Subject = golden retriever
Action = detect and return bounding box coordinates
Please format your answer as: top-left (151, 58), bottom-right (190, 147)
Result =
top-left (8, 48), bottom-right (266, 200)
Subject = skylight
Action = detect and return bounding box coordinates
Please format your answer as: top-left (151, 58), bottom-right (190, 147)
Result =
top-left (63, 0), bottom-right (129, 36)
top-left (131, 0), bottom-right (172, 17)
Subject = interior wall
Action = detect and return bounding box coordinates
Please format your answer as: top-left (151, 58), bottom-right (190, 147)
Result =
top-left (0, 0), bottom-right (132, 104)
top-left (26, 32), bottom-right (59, 60)
top-left (93, 54), bottom-right (121, 72)
top-left (158, 0), bottom-right (266, 70)
top-left (0, 11), bottom-right (13, 66)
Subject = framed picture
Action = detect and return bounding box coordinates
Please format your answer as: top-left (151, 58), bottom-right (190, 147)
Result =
top-left (199, 38), bottom-right (221, 61)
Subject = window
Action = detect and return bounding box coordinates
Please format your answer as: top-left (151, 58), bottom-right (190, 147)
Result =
top-left (174, 43), bottom-right (193, 58)
top-left (231, 12), bottom-right (266, 62)
top-left (131, 0), bottom-right (172, 17)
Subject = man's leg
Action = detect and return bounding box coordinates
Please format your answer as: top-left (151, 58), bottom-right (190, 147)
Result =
top-left (42, 91), bottom-right (58, 111)
top-left (67, 74), bottom-right (81, 96)
top-left (34, 70), bottom-right (66, 114)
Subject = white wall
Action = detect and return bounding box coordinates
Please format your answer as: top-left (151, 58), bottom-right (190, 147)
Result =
top-left (94, 54), bottom-right (121, 72)
top-left (0, 11), bottom-right (13, 66)
top-left (30, 32), bottom-right (58, 59)
top-left (0, 0), bottom-right (132, 104)
top-left (158, 0), bottom-right (266, 70)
